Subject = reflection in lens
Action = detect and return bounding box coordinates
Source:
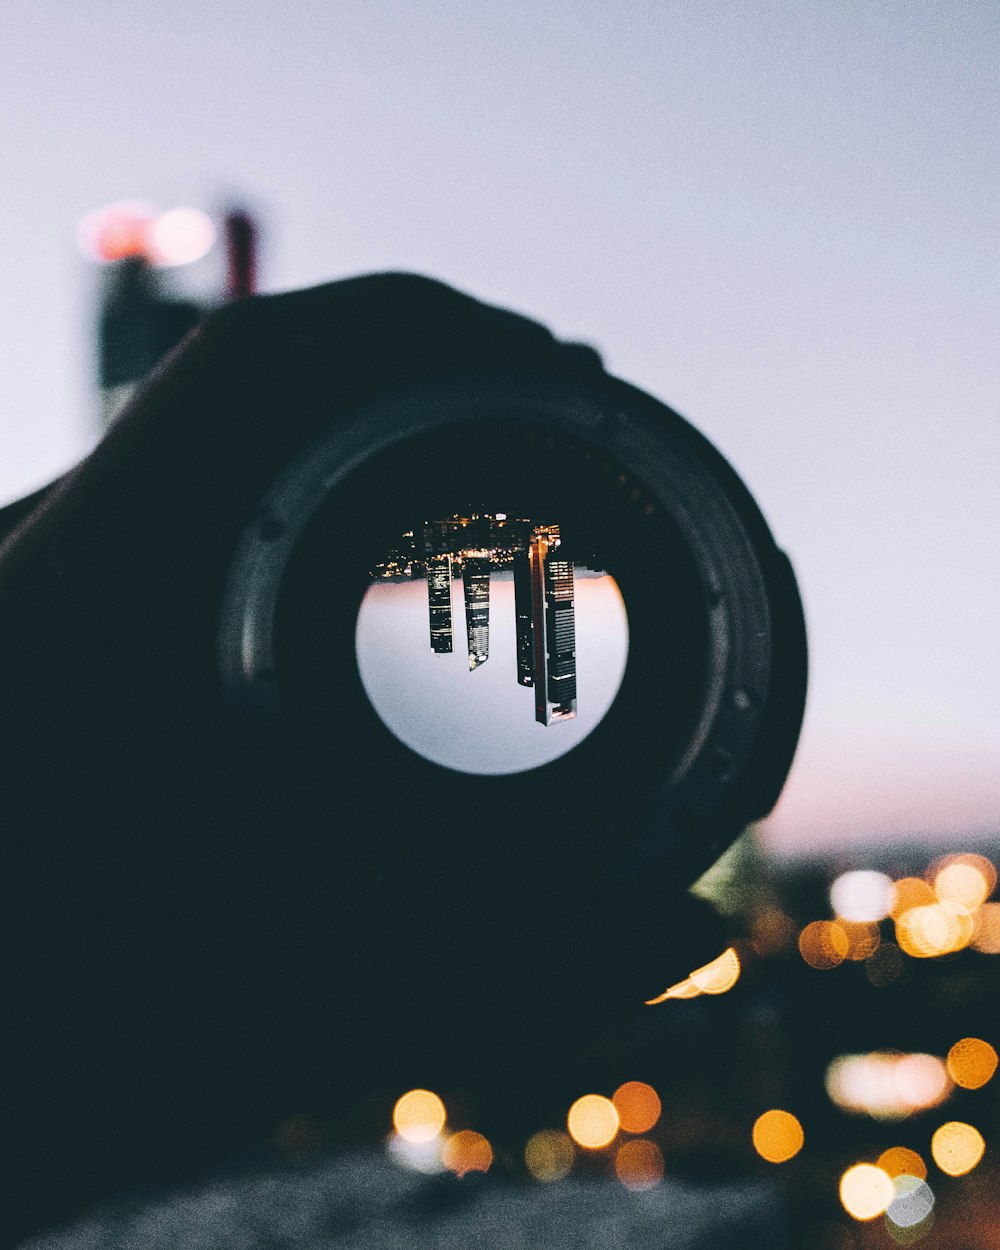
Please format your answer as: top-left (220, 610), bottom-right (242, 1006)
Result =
top-left (356, 511), bottom-right (628, 774)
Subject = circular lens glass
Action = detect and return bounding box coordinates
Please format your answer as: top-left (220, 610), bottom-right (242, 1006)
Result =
top-left (355, 513), bottom-right (628, 774)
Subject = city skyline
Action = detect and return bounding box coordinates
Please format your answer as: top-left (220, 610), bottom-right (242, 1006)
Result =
top-left (369, 513), bottom-right (585, 727)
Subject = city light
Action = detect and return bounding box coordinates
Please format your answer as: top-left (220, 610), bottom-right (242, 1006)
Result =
top-left (524, 1130), bottom-right (575, 1182)
top-left (752, 1110), bottom-right (804, 1163)
top-left (877, 1146), bottom-right (927, 1181)
top-left (689, 946), bottom-right (741, 993)
top-left (840, 919), bottom-right (881, 961)
top-left (946, 1037), bottom-right (998, 1089)
top-left (889, 877), bottom-right (936, 918)
top-left (839, 1164), bottom-right (895, 1220)
top-left (147, 207), bottom-right (216, 266)
top-left (972, 901), bottom-right (1000, 952)
top-left (77, 200), bottom-right (215, 266)
top-left (614, 1139), bottom-right (664, 1191)
top-left (931, 853), bottom-right (996, 913)
top-left (798, 920), bottom-right (849, 969)
top-left (930, 1121), bottom-right (985, 1176)
top-left (830, 870), bottom-right (894, 922)
top-left (392, 1089), bottom-right (446, 1143)
top-left (826, 1053), bottom-right (951, 1119)
top-left (442, 1130), bottom-right (493, 1177)
top-left (644, 946), bottom-right (740, 1003)
top-left (612, 1081), bottom-right (661, 1134)
top-left (386, 1132), bottom-right (446, 1174)
top-left (885, 1175), bottom-right (935, 1234)
top-left (895, 903), bottom-right (975, 958)
top-left (567, 1094), bottom-right (620, 1149)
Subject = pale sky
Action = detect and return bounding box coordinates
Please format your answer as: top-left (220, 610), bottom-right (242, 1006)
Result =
top-left (357, 573), bottom-right (628, 774)
top-left (1, 1), bottom-right (997, 853)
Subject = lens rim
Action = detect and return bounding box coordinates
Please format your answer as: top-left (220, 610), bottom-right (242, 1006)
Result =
top-left (219, 370), bottom-right (804, 893)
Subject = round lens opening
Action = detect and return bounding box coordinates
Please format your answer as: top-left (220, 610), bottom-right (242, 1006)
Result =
top-left (355, 512), bottom-right (628, 775)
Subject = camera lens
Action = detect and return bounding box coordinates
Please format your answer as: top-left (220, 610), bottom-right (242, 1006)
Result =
top-left (219, 371), bottom-right (805, 899)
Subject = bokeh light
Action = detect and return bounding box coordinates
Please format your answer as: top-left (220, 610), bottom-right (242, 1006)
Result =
top-left (877, 1146), bottom-right (927, 1181)
top-left (442, 1130), bottom-right (493, 1177)
top-left (393, 1089), bottom-right (446, 1143)
top-left (930, 1121), bottom-right (985, 1176)
top-left (614, 1139), bottom-right (664, 1191)
top-left (612, 1081), bottom-right (661, 1134)
top-left (148, 206), bottom-right (216, 266)
top-left (885, 1175), bottom-right (935, 1231)
top-left (895, 903), bottom-right (975, 958)
top-left (946, 1037), bottom-right (998, 1089)
top-left (799, 920), bottom-right (849, 969)
top-left (889, 878), bottom-right (936, 918)
top-left (831, 870), bottom-right (894, 922)
top-left (826, 1053), bottom-right (951, 1119)
top-left (386, 1132), bottom-right (445, 1174)
top-left (972, 901), bottom-right (1000, 953)
top-left (77, 200), bottom-right (215, 267)
top-left (841, 920), bottom-right (881, 961)
top-left (77, 200), bottom-right (155, 262)
top-left (752, 1109), bottom-right (804, 1163)
top-left (567, 1094), bottom-right (620, 1149)
top-left (644, 946), bottom-right (740, 1002)
top-left (689, 946), bottom-right (741, 993)
top-left (930, 854), bottom-right (996, 913)
top-left (840, 1164), bottom-right (895, 1220)
top-left (645, 976), bottom-right (700, 1003)
top-left (524, 1130), bottom-right (575, 1182)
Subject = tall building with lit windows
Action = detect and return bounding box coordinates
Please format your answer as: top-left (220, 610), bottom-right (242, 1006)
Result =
top-left (426, 554), bottom-right (453, 653)
top-left (529, 525), bottom-right (577, 724)
top-left (513, 549), bottom-right (534, 686)
top-left (463, 556), bottom-right (491, 669)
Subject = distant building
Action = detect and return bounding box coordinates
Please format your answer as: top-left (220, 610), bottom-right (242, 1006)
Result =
top-left (513, 549), bottom-right (534, 686)
top-left (529, 525), bottom-right (577, 724)
top-left (426, 554), bottom-right (453, 653)
top-left (463, 555), bottom-right (491, 669)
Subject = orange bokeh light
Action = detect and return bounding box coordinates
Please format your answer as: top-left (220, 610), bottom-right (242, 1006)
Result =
top-left (614, 1139), bottom-right (664, 1190)
top-left (930, 854), bottom-right (996, 913)
top-left (877, 1145), bottom-right (927, 1181)
top-left (613, 1081), bottom-right (662, 1134)
top-left (644, 946), bottom-right (740, 1002)
top-left (896, 902), bottom-right (976, 958)
top-left (393, 1089), bottom-right (446, 1143)
top-left (972, 902), bottom-right (1000, 953)
top-left (442, 1130), bottom-right (493, 1177)
top-left (752, 1110), bottom-right (804, 1163)
top-left (840, 920), bottom-right (881, 961)
top-left (947, 1038), bottom-right (998, 1090)
top-left (798, 920), bottom-right (849, 969)
top-left (567, 1094), bottom-right (620, 1149)
top-left (889, 877), bottom-right (935, 918)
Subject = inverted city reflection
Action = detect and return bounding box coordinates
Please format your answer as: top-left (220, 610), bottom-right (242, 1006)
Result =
top-left (357, 511), bottom-right (628, 774)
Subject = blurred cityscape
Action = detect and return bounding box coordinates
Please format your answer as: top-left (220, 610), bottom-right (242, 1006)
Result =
top-left (262, 841), bottom-right (1000, 1249)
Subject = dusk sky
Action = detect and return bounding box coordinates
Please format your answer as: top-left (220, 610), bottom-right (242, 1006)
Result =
top-left (1, 2), bottom-right (996, 853)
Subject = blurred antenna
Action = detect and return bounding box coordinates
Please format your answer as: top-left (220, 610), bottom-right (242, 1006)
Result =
top-left (224, 208), bottom-right (258, 301)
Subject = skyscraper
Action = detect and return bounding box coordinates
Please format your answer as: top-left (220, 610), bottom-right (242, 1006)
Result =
top-left (426, 554), bottom-right (453, 653)
top-left (463, 555), bottom-right (491, 670)
top-left (528, 525), bottom-right (578, 724)
top-left (513, 548), bottom-right (534, 686)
